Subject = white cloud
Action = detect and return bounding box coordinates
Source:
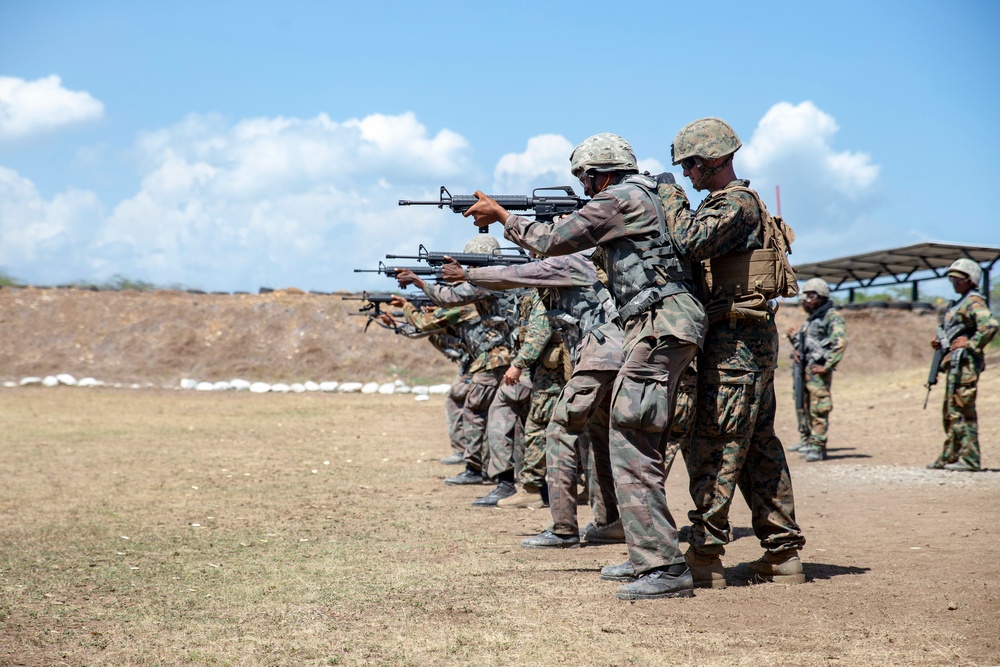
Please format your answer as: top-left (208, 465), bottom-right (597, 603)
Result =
top-left (737, 101), bottom-right (881, 254)
top-left (0, 75), bottom-right (104, 143)
top-left (493, 134), bottom-right (576, 193)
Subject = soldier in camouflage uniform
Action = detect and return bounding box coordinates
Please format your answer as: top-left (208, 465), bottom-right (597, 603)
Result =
top-left (445, 252), bottom-right (626, 548)
top-left (493, 291), bottom-right (565, 509)
top-left (927, 258), bottom-right (998, 472)
top-left (786, 278), bottom-right (847, 462)
top-left (661, 117), bottom-right (806, 588)
top-left (474, 366), bottom-right (529, 505)
top-left (394, 235), bottom-right (516, 486)
top-left (464, 133), bottom-right (707, 600)
top-left (375, 306), bottom-right (473, 466)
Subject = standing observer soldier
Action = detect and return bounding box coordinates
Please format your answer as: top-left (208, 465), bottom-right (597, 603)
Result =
top-left (786, 278), bottom-right (847, 462)
top-left (927, 258), bottom-right (998, 472)
top-left (661, 117), bottom-right (806, 588)
top-left (464, 133), bottom-right (707, 601)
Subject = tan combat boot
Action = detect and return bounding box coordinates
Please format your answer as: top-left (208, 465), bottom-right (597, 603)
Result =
top-left (685, 550), bottom-right (726, 589)
top-left (742, 550), bottom-right (806, 584)
top-left (496, 486), bottom-right (544, 509)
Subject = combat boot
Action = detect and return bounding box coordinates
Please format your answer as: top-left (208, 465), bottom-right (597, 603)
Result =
top-left (521, 529), bottom-right (580, 549)
top-left (471, 481), bottom-right (516, 507)
top-left (580, 519), bottom-right (626, 545)
top-left (684, 550), bottom-right (726, 589)
top-left (444, 467), bottom-right (486, 485)
top-left (739, 550), bottom-right (806, 584)
top-left (944, 460), bottom-right (980, 472)
top-left (802, 447), bottom-right (827, 462)
top-left (786, 440), bottom-right (808, 452)
top-left (439, 452), bottom-right (465, 465)
top-left (615, 564), bottom-right (694, 600)
top-left (496, 486), bottom-right (544, 509)
top-left (600, 560), bottom-right (636, 581)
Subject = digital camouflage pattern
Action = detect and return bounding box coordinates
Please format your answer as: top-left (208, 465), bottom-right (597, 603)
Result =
top-left (670, 117), bottom-right (742, 165)
top-left (789, 302), bottom-right (847, 452)
top-left (502, 181), bottom-right (706, 571)
top-left (663, 178), bottom-right (805, 559)
top-left (932, 290), bottom-right (998, 470)
top-left (569, 133), bottom-right (637, 176)
top-left (665, 363), bottom-right (698, 476)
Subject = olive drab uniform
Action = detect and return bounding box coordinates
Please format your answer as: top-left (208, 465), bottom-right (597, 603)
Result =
top-left (930, 289), bottom-right (998, 471)
top-left (501, 172), bottom-right (707, 573)
top-left (467, 253), bottom-right (625, 537)
top-left (787, 301), bottom-right (847, 455)
top-left (661, 177), bottom-right (806, 560)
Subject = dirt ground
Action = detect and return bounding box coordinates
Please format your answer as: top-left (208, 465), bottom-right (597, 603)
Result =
top-left (1, 289), bottom-right (998, 665)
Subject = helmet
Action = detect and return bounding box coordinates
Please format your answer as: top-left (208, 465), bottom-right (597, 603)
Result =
top-left (671, 117), bottom-right (742, 165)
top-left (463, 234), bottom-right (501, 254)
top-left (801, 278), bottom-right (830, 298)
top-left (946, 258), bottom-right (982, 284)
top-left (569, 133), bottom-right (638, 177)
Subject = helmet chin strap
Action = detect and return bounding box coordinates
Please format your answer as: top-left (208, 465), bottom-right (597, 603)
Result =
top-left (692, 156), bottom-right (731, 191)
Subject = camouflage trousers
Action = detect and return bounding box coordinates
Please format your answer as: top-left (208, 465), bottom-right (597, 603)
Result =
top-left (446, 374), bottom-right (472, 455)
top-left (610, 336), bottom-right (698, 573)
top-left (485, 375), bottom-right (530, 480)
top-left (462, 367), bottom-right (507, 474)
top-left (686, 368), bottom-right (805, 558)
top-left (546, 369), bottom-right (618, 535)
top-left (518, 365), bottom-right (565, 491)
top-left (935, 376), bottom-right (981, 469)
top-left (666, 365), bottom-right (698, 477)
top-left (795, 371), bottom-right (833, 452)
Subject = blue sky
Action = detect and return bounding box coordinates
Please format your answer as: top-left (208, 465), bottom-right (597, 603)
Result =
top-left (1, 0), bottom-right (997, 294)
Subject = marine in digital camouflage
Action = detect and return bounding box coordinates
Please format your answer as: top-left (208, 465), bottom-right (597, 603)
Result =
top-left (663, 179), bottom-right (805, 559)
top-left (788, 300), bottom-right (847, 454)
top-left (931, 288), bottom-right (998, 470)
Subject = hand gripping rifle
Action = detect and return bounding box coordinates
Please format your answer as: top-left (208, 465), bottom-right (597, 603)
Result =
top-left (353, 262), bottom-right (444, 282)
top-left (923, 319), bottom-right (968, 409)
top-left (342, 291), bottom-right (436, 331)
top-left (398, 185), bottom-right (588, 232)
top-left (385, 244), bottom-right (532, 267)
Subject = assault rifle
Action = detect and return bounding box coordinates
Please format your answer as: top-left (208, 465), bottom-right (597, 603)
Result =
top-left (353, 262), bottom-right (444, 282)
top-left (342, 291), bottom-right (437, 331)
top-left (399, 185), bottom-right (588, 232)
top-left (385, 244), bottom-right (531, 267)
top-left (923, 319), bottom-right (968, 409)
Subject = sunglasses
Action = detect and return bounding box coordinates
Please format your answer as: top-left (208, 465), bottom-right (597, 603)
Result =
top-left (680, 157), bottom-right (699, 170)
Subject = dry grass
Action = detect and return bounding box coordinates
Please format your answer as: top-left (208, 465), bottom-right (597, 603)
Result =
top-left (2, 377), bottom-right (998, 666)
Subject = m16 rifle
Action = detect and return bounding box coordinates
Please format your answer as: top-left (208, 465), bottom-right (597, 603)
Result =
top-left (353, 262), bottom-right (444, 282)
top-left (342, 291), bottom-right (437, 331)
top-left (385, 244), bottom-right (531, 267)
top-left (793, 328), bottom-right (807, 412)
top-left (398, 185), bottom-right (588, 232)
top-left (923, 319), bottom-right (969, 409)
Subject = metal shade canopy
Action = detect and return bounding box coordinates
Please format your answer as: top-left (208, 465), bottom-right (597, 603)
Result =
top-left (792, 242), bottom-right (1000, 303)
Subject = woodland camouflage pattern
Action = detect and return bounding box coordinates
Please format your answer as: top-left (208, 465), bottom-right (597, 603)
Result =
top-left (503, 182), bottom-right (706, 571)
top-left (931, 290), bottom-right (998, 470)
top-left (662, 179), bottom-right (805, 558)
top-left (789, 302), bottom-right (847, 452)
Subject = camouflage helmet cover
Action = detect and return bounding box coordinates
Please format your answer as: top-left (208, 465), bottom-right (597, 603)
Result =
top-left (671, 117), bottom-right (742, 165)
top-left (569, 133), bottom-right (638, 177)
top-left (946, 258), bottom-right (982, 284)
top-left (464, 234), bottom-right (501, 254)
top-left (801, 277), bottom-right (831, 298)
